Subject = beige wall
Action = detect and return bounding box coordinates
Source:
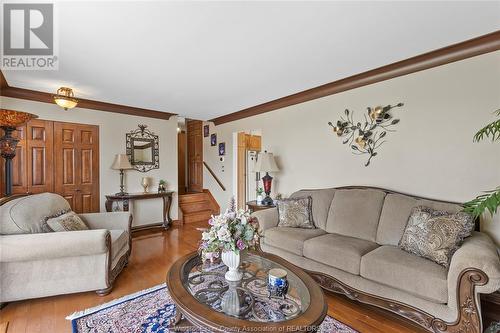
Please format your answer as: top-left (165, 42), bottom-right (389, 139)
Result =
top-left (0, 97), bottom-right (178, 225)
top-left (204, 51), bottom-right (500, 246)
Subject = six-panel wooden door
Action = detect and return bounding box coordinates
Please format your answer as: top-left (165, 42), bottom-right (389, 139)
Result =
top-left (187, 119), bottom-right (203, 193)
top-left (1, 120), bottom-right (54, 196)
top-left (54, 122), bottom-right (100, 213)
top-left (26, 119), bottom-right (54, 194)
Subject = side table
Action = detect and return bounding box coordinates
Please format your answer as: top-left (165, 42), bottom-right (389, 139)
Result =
top-left (246, 200), bottom-right (276, 213)
top-left (105, 191), bottom-right (174, 231)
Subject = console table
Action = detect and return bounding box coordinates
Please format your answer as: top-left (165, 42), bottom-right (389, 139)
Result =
top-left (105, 191), bottom-right (174, 231)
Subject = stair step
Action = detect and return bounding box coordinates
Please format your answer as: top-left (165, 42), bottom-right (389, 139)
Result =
top-left (183, 209), bottom-right (213, 224)
top-left (180, 201), bottom-right (212, 214)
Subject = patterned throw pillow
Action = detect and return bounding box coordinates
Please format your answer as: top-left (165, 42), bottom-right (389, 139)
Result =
top-left (276, 196), bottom-right (315, 229)
top-left (40, 209), bottom-right (69, 232)
top-left (46, 211), bottom-right (89, 232)
top-left (399, 206), bottom-right (475, 267)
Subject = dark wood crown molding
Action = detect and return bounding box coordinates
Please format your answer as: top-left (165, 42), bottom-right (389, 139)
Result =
top-left (0, 70), bottom-right (8, 90)
top-left (0, 72), bottom-right (174, 120)
top-left (211, 30), bottom-right (500, 125)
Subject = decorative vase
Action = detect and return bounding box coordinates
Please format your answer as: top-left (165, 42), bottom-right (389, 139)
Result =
top-left (221, 250), bottom-right (242, 281)
top-left (141, 177), bottom-right (149, 193)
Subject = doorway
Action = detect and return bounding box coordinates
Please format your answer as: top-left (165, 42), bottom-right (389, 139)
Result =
top-left (234, 131), bottom-right (262, 209)
top-left (177, 118), bottom-right (204, 195)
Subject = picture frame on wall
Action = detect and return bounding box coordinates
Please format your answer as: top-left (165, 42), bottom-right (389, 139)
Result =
top-left (203, 125), bottom-right (209, 137)
top-left (219, 142), bottom-right (225, 156)
top-left (211, 133), bottom-right (217, 146)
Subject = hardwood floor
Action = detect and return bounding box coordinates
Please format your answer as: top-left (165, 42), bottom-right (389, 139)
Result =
top-left (0, 221), bottom-right (425, 333)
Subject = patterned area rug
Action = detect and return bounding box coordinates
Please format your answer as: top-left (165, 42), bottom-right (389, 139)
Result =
top-left (67, 284), bottom-right (358, 333)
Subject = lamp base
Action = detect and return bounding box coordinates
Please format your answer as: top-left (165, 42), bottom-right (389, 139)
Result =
top-left (262, 195), bottom-right (274, 206)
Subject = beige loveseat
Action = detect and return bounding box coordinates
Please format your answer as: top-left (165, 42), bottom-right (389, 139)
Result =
top-left (0, 193), bottom-right (132, 302)
top-left (253, 186), bottom-right (500, 333)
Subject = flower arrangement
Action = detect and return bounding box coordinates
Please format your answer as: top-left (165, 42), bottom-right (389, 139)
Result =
top-left (199, 198), bottom-right (260, 263)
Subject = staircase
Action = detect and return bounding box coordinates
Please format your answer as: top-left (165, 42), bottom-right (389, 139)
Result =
top-left (179, 189), bottom-right (220, 224)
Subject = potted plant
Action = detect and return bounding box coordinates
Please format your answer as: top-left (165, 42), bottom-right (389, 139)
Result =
top-left (464, 109), bottom-right (500, 218)
top-left (198, 198), bottom-right (260, 281)
top-left (158, 179), bottom-right (167, 193)
top-left (256, 187), bottom-right (264, 204)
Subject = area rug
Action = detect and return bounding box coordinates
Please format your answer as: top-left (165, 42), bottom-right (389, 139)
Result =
top-left (67, 284), bottom-right (358, 333)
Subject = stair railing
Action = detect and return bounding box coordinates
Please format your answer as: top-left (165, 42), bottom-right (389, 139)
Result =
top-left (203, 161), bottom-right (226, 191)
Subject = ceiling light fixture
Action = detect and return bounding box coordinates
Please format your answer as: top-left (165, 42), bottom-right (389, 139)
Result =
top-left (53, 87), bottom-right (78, 110)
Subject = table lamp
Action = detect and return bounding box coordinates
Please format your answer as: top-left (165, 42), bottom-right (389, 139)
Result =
top-left (111, 154), bottom-right (133, 195)
top-left (1, 109), bottom-right (38, 196)
top-left (253, 151), bottom-right (279, 206)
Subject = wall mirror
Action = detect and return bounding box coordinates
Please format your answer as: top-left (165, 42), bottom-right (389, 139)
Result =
top-left (126, 125), bottom-right (159, 172)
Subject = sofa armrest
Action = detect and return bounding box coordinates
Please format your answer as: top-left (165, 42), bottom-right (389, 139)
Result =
top-left (0, 229), bottom-right (110, 262)
top-left (448, 232), bottom-right (500, 296)
top-left (79, 212), bottom-right (132, 231)
top-left (252, 207), bottom-right (279, 233)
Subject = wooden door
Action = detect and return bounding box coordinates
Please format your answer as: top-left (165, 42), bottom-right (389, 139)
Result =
top-left (178, 130), bottom-right (187, 195)
top-left (26, 119), bottom-right (54, 194)
top-left (0, 125), bottom-right (28, 196)
top-left (54, 122), bottom-right (99, 213)
top-left (186, 120), bottom-right (203, 193)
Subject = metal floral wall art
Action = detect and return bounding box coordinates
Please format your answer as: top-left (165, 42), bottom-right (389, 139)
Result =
top-left (328, 103), bottom-right (404, 166)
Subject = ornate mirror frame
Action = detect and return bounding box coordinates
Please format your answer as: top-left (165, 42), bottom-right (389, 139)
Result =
top-left (126, 125), bottom-right (159, 172)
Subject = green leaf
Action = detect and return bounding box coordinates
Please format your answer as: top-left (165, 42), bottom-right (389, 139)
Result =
top-left (463, 187), bottom-right (500, 218)
top-left (473, 109), bottom-right (500, 142)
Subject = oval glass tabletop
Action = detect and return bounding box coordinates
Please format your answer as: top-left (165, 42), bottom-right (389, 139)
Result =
top-left (181, 252), bottom-right (311, 323)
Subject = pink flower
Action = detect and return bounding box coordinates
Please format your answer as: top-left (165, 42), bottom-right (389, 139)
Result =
top-left (208, 218), bottom-right (214, 226)
top-left (237, 238), bottom-right (246, 250)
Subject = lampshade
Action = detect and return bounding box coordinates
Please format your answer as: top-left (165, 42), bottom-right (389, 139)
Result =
top-left (0, 109), bottom-right (38, 129)
top-left (111, 154), bottom-right (133, 170)
top-left (253, 152), bottom-right (279, 173)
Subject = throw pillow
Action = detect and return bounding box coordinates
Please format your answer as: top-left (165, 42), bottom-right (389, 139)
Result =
top-left (40, 209), bottom-right (70, 233)
top-left (46, 211), bottom-right (89, 232)
top-left (398, 206), bottom-right (474, 267)
top-left (276, 196), bottom-right (315, 229)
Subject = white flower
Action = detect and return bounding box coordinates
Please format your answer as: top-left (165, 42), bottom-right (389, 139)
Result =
top-left (217, 225), bottom-right (231, 242)
top-left (240, 216), bottom-right (248, 225)
top-left (202, 231), bottom-right (211, 241)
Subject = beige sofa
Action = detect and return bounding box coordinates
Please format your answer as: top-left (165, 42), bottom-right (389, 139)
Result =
top-left (253, 186), bottom-right (500, 333)
top-left (0, 193), bottom-right (132, 302)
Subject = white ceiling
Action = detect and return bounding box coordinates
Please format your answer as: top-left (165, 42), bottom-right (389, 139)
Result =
top-left (3, 1), bottom-right (500, 120)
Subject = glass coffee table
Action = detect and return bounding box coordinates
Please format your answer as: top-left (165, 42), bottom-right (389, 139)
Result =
top-left (167, 250), bottom-right (327, 332)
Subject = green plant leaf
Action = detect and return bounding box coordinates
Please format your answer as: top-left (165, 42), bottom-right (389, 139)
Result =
top-left (463, 187), bottom-right (500, 218)
top-left (473, 109), bottom-right (500, 142)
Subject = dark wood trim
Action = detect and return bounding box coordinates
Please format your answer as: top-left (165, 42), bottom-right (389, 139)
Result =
top-left (0, 73), bottom-right (175, 120)
top-left (211, 30), bottom-right (500, 125)
top-left (203, 161), bottom-right (226, 191)
top-left (0, 70), bottom-right (8, 90)
top-left (306, 269), bottom-right (487, 333)
top-left (96, 231), bottom-right (113, 296)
